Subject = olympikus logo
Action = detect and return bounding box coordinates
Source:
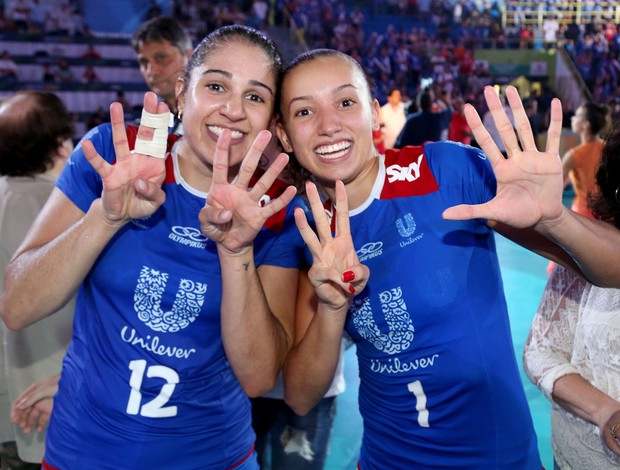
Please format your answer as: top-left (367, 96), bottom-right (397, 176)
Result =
top-left (168, 226), bottom-right (208, 249)
top-left (386, 154), bottom-right (424, 183)
top-left (357, 241), bottom-right (383, 262)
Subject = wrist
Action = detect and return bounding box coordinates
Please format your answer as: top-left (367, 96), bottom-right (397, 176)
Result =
top-left (89, 199), bottom-right (129, 231)
top-left (534, 206), bottom-right (568, 238)
top-left (216, 243), bottom-right (255, 260)
top-left (317, 297), bottom-right (351, 315)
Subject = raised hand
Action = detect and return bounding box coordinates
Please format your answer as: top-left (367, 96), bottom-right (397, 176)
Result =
top-left (294, 180), bottom-right (369, 311)
top-left (199, 129), bottom-right (297, 253)
top-left (443, 85), bottom-right (565, 229)
top-left (82, 91), bottom-right (168, 224)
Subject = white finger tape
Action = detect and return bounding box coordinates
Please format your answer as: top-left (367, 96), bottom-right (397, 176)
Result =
top-left (134, 109), bottom-right (174, 159)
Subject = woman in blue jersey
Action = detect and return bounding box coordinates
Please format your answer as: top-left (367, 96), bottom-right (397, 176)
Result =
top-left (0, 26), bottom-right (304, 469)
top-left (275, 49), bottom-right (555, 469)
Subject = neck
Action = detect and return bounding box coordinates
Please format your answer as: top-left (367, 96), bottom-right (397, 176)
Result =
top-left (176, 141), bottom-right (214, 193)
top-left (164, 98), bottom-right (177, 114)
top-left (320, 156), bottom-right (380, 211)
top-left (176, 140), bottom-right (241, 193)
top-left (582, 132), bottom-right (597, 143)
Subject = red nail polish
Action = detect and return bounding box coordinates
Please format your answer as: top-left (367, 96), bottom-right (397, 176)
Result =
top-left (343, 271), bottom-right (355, 282)
top-left (348, 284), bottom-right (355, 294)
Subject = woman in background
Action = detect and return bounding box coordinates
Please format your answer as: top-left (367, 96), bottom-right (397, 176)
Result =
top-left (524, 122), bottom-right (620, 469)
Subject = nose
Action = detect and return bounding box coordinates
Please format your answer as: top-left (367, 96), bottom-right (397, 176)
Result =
top-left (143, 62), bottom-right (158, 78)
top-left (317, 111), bottom-right (341, 136)
top-left (220, 95), bottom-right (246, 121)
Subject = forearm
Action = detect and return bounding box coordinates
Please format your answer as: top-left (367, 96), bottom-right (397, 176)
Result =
top-left (552, 373), bottom-right (620, 428)
top-left (536, 207), bottom-right (620, 287)
top-left (1, 199), bottom-right (124, 329)
top-left (218, 246), bottom-right (291, 397)
top-left (283, 302), bottom-right (347, 415)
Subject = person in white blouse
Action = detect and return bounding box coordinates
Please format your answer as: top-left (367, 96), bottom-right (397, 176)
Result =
top-left (523, 122), bottom-right (620, 469)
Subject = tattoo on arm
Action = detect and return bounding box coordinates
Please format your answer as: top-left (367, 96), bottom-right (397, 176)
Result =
top-left (243, 262), bottom-right (250, 271)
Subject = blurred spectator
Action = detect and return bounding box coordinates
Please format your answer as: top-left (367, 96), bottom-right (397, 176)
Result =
top-left (86, 106), bottom-right (107, 130)
top-left (379, 88), bottom-right (406, 150)
top-left (251, 0), bottom-right (269, 28)
top-left (132, 16), bottom-right (192, 119)
top-left (146, 0), bottom-right (163, 20)
top-left (0, 90), bottom-right (74, 470)
top-left (0, 50), bottom-right (18, 84)
top-left (7, 0), bottom-right (30, 32)
top-left (41, 63), bottom-right (55, 83)
top-left (28, 0), bottom-right (48, 34)
top-left (448, 95), bottom-right (472, 145)
top-left (543, 15), bottom-right (560, 48)
top-left (525, 98), bottom-right (544, 143)
top-left (81, 65), bottom-right (100, 84)
top-left (395, 88), bottom-right (452, 147)
top-left (114, 90), bottom-right (131, 110)
top-left (54, 59), bottom-right (74, 83)
top-left (81, 44), bottom-right (101, 61)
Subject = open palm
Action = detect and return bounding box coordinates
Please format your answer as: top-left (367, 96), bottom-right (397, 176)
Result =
top-left (82, 92), bottom-right (168, 224)
top-left (443, 85), bottom-right (565, 228)
top-left (199, 129), bottom-right (297, 253)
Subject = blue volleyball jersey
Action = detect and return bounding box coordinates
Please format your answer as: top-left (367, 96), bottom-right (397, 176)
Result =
top-left (47, 123), bottom-right (305, 469)
top-left (333, 143), bottom-right (541, 469)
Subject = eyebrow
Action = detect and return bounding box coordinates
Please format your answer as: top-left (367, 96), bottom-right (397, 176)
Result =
top-left (288, 83), bottom-right (357, 108)
top-left (202, 69), bottom-right (274, 96)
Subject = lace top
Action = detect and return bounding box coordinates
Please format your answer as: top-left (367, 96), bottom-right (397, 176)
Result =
top-left (523, 265), bottom-right (620, 469)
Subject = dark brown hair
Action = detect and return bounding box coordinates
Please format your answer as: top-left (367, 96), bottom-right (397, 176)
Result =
top-left (0, 91), bottom-right (74, 177)
top-left (589, 123), bottom-right (620, 228)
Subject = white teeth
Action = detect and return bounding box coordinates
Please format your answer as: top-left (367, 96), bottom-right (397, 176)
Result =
top-left (315, 141), bottom-right (351, 159)
top-left (208, 126), bottom-right (243, 139)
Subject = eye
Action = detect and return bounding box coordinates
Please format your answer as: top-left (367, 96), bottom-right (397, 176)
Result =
top-left (340, 98), bottom-right (356, 108)
top-left (246, 92), bottom-right (265, 103)
top-left (294, 108), bottom-right (312, 117)
top-left (206, 83), bottom-right (224, 92)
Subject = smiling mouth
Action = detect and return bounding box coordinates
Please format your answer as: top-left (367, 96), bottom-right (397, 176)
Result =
top-left (208, 126), bottom-right (243, 140)
top-left (315, 141), bottom-right (351, 160)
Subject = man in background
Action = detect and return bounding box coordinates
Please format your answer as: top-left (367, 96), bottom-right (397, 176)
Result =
top-left (379, 88), bottom-right (406, 150)
top-left (131, 16), bottom-right (192, 135)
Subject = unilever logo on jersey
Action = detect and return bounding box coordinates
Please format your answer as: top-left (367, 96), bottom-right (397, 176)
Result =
top-left (133, 266), bottom-right (206, 333)
top-left (357, 241), bottom-right (383, 262)
top-left (353, 287), bottom-right (415, 355)
top-left (397, 213), bottom-right (424, 247)
top-left (169, 226), bottom-right (208, 249)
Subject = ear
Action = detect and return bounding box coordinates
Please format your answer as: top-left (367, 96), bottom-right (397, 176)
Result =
top-left (275, 121), bottom-right (293, 153)
top-left (371, 98), bottom-right (381, 131)
top-left (175, 78), bottom-right (186, 115)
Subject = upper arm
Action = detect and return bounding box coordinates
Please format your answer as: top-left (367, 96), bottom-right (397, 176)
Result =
top-left (11, 187), bottom-right (85, 262)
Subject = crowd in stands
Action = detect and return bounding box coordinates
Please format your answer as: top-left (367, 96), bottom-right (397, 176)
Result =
top-left (1, 0), bottom-right (88, 37)
top-left (3, 0), bottom-right (620, 138)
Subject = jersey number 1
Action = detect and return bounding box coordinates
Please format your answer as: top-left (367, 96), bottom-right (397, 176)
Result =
top-left (408, 380), bottom-right (430, 427)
